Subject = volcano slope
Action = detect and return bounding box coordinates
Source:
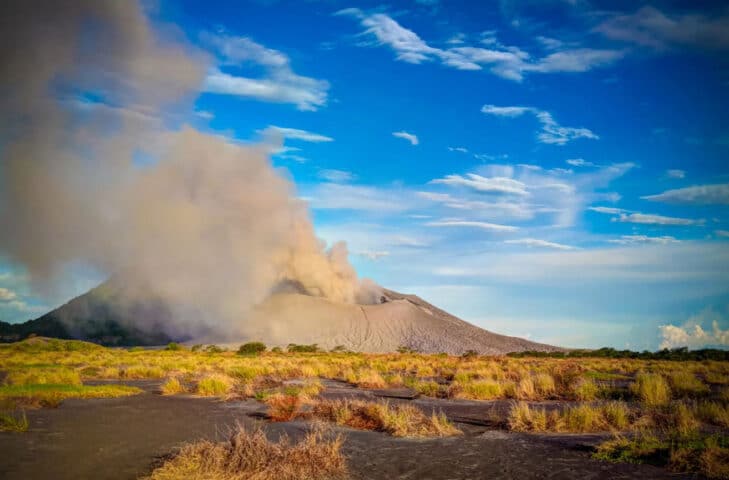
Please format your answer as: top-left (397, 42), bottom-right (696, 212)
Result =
top-left (1, 284), bottom-right (559, 354)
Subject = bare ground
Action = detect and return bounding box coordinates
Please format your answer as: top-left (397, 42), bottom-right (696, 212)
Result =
top-left (0, 380), bottom-right (688, 480)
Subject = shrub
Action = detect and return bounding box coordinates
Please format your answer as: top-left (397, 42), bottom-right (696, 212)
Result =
top-left (266, 393), bottom-right (303, 421)
top-left (461, 350), bottom-right (479, 358)
top-left (238, 342), bottom-right (267, 356)
top-left (204, 345), bottom-right (224, 353)
top-left (271, 346), bottom-right (283, 353)
top-left (143, 425), bottom-right (348, 480)
top-left (190, 344), bottom-right (203, 352)
top-left (287, 344), bottom-right (320, 353)
top-left (165, 342), bottom-right (183, 351)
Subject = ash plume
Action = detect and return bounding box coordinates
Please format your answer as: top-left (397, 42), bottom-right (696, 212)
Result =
top-left (0, 1), bottom-right (380, 339)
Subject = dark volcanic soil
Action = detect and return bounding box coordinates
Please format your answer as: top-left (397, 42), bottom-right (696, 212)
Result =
top-left (0, 381), bottom-right (687, 480)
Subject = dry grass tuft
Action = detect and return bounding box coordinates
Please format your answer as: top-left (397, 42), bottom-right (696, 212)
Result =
top-left (0, 410), bottom-right (28, 432)
top-left (631, 373), bottom-right (671, 407)
top-left (508, 401), bottom-right (632, 433)
top-left (311, 399), bottom-right (461, 437)
top-left (196, 375), bottom-right (232, 397)
top-left (143, 425), bottom-right (347, 480)
top-left (161, 378), bottom-right (185, 396)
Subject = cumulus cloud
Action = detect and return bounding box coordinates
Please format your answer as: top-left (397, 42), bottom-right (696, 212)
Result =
top-left (481, 104), bottom-right (599, 145)
top-left (504, 238), bottom-right (576, 250)
top-left (202, 33), bottom-right (329, 111)
top-left (424, 220), bottom-right (518, 232)
top-left (641, 183), bottom-right (729, 205)
top-left (597, 6), bottom-right (729, 51)
top-left (659, 308), bottom-right (729, 350)
top-left (608, 235), bottom-right (680, 245)
top-left (615, 213), bottom-right (702, 226)
top-left (337, 9), bottom-right (623, 82)
top-left (392, 131), bottom-right (419, 145)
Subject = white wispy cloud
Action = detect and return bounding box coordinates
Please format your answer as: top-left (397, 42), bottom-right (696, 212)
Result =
top-left (615, 213), bottom-right (703, 226)
top-left (261, 126), bottom-right (334, 143)
top-left (566, 158), bottom-right (596, 167)
top-left (608, 235), bottom-right (680, 245)
top-left (356, 250), bottom-right (390, 260)
top-left (666, 169), bottom-right (686, 179)
top-left (641, 183), bottom-right (729, 205)
top-left (337, 9), bottom-right (623, 82)
top-left (202, 34), bottom-right (329, 111)
top-left (448, 146), bottom-right (469, 153)
top-left (588, 206), bottom-right (627, 214)
top-left (505, 238), bottom-right (576, 250)
top-left (392, 131), bottom-right (419, 145)
top-left (425, 220), bottom-right (518, 232)
top-left (716, 230), bottom-right (729, 238)
top-left (481, 104), bottom-right (599, 145)
top-left (430, 173), bottom-right (529, 195)
top-left (318, 169), bottom-right (355, 183)
top-left (597, 6), bottom-right (729, 51)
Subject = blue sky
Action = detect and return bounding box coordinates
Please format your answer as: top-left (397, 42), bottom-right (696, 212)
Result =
top-left (2, 0), bottom-right (729, 350)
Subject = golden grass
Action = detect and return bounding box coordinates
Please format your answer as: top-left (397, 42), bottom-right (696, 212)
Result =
top-left (508, 401), bottom-right (632, 433)
top-left (310, 399), bottom-right (461, 437)
top-left (161, 378), bottom-right (185, 395)
top-left (195, 375), bottom-right (232, 397)
top-left (631, 373), bottom-right (671, 407)
top-left (143, 425), bottom-right (347, 480)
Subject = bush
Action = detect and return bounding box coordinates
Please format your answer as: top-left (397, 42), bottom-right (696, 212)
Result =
top-left (190, 344), bottom-right (203, 352)
top-left (238, 342), bottom-right (267, 356)
top-left (204, 344), bottom-right (224, 353)
top-left (287, 344), bottom-right (320, 353)
top-left (271, 346), bottom-right (283, 353)
top-left (165, 342), bottom-right (183, 351)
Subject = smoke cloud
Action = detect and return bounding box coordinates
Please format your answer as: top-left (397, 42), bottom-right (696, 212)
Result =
top-left (0, 1), bottom-right (380, 339)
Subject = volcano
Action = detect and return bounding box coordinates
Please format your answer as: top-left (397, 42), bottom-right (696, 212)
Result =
top-left (0, 283), bottom-right (560, 354)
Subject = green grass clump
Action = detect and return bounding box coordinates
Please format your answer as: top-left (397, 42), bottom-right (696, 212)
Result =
top-left (631, 373), bottom-right (671, 406)
top-left (668, 371), bottom-right (710, 397)
top-left (595, 433), bottom-right (729, 479)
top-left (4, 367), bottom-right (81, 386)
top-left (696, 401), bottom-right (729, 428)
top-left (508, 401), bottom-right (632, 433)
top-left (571, 378), bottom-right (600, 401)
top-left (0, 410), bottom-right (28, 432)
top-left (0, 384), bottom-right (141, 408)
top-left (122, 365), bottom-right (166, 379)
top-left (455, 380), bottom-right (503, 400)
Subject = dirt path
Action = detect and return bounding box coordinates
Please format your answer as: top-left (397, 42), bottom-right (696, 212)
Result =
top-left (0, 382), bottom-right (687, 480)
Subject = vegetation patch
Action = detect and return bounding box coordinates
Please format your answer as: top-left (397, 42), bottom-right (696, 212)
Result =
top-left (0, 384), bottom-right (141, 408)
top-left (0, 410), bottom-right (28, 432)
top-left (310, 399), bottom-right (461, 437)
top-left (143, 425), bottom-right (347, 480)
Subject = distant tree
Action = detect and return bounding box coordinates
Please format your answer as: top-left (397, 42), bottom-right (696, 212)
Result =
top-left (165, 342), bottom-right (183, 351)
top-left (238, 342), bottom-right (267, 356)
top-left (271, 346), bottom-right (283, 353)
top-left (190, 344), bottom-right (203, 352)
top-left (204, 344), bottom-right (225, 353)
top-left (287, 343), bottom-right (320, 353)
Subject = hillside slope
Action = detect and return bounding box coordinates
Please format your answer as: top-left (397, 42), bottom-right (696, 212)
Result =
top-left (1, 284), bottom-right (560, 354)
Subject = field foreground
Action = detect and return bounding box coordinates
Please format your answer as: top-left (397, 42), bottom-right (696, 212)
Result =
top-left (0, 338), bottom-right (728, 479)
